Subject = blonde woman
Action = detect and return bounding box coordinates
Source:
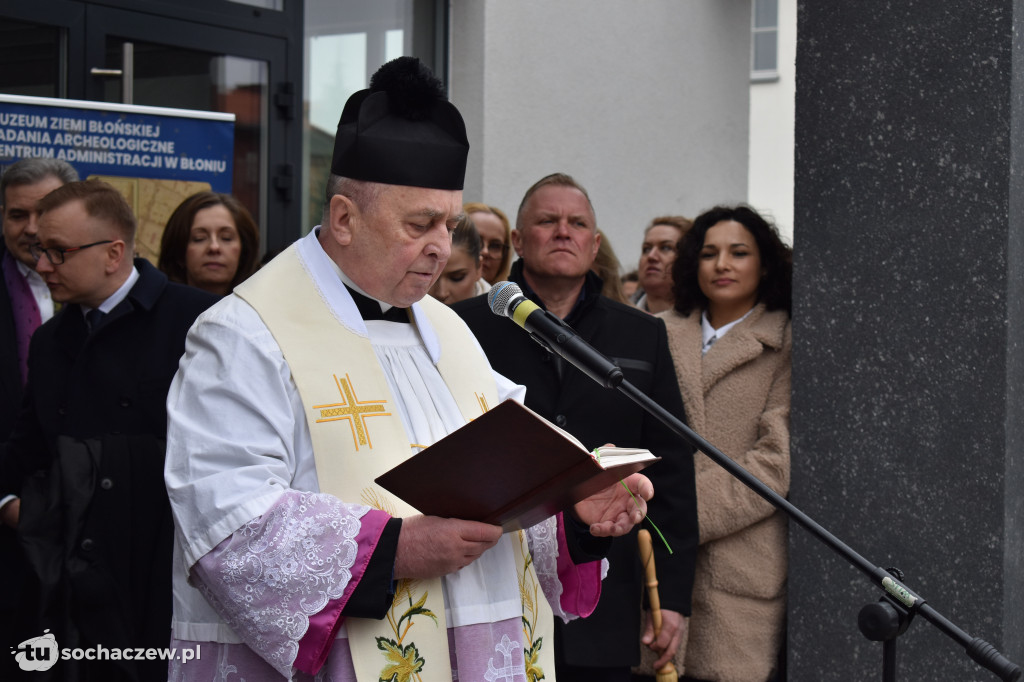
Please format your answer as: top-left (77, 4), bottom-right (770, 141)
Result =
top-left (464, 202), bottom-right (512, 283)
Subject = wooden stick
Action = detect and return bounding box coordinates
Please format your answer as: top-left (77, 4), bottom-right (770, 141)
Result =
top-left (639, 528), bottom-right (679, 682)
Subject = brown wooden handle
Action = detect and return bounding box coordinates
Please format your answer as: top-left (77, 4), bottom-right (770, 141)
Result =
top-left (639, 529), bottom-right (663, 633)
top-left (638, 529), bottom-right (678, 682)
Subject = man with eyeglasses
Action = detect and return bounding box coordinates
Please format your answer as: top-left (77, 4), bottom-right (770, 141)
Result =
top-left (0, 157), bottom-right (78, 679)
top-left (0, 179), bottom-right (215, 681)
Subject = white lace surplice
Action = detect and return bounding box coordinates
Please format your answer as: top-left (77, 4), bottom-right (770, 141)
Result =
top-left (165, 261), bottom-right (594, 681)
top-left (186, 492), bottom-right (372, 676)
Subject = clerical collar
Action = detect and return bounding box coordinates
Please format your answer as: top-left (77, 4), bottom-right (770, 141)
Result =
top-left (314, 227), bottom-right (411, 323)
top-left (345, 285), bottom-right (411, 323)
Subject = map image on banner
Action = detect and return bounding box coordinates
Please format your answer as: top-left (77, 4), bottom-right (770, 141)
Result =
top-left (93, 176), bottom-right (212, 265)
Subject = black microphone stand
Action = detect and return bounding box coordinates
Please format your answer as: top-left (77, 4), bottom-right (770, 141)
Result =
top-left (582, 361), bottom-right (1020, 681)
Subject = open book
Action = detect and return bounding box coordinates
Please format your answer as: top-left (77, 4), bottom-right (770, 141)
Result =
top-left (374, 398), bottom-right (659, 531)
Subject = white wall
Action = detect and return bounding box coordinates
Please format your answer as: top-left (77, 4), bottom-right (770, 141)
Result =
top-left (450, 0), bottom-right (751, 273)
top-left (747, 0), bottom-right (796, 243)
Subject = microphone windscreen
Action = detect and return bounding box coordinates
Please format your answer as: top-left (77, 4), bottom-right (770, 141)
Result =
top-left (488, 281), bottom-right (522, 317)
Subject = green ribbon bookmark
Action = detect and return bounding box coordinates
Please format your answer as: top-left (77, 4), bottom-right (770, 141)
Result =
top-left (619, 479), bottom-right (672, 554)
top-left (593, 447), bottom-right (672, 553)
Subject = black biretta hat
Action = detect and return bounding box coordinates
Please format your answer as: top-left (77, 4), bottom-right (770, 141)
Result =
top-left (330, 57), bottom-right (469, 191)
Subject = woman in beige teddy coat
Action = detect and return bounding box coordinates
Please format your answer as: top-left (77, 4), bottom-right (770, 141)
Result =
top-left (658, 205), bottom-right (792, 682)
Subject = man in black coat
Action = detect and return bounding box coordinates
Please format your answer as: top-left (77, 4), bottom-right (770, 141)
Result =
top-left (0, 159), bottom-right (80, 437)
top-left (0, 180), bottom-right (216, 680)
top-left (0, 158), bottom-right (79, 679)
top-left (454, 173), bottom-right (698, 681)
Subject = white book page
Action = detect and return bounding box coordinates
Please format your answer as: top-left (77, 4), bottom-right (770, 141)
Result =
top-left (592, 446), bottom-right (657, 468)
top-left (514, 401), bottom-right (655, 468)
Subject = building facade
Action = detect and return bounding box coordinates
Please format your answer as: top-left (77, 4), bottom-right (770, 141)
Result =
top-left (0, 0), bottom-right (753, 266)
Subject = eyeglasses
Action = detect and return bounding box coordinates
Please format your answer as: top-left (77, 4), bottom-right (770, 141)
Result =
top-left (481, 240), bottom-right (509, 255)
top-left (29, 240), bottom-right (114, 265)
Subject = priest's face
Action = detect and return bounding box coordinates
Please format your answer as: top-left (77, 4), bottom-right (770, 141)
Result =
top-left (332, 183), bottom-right (463, 307)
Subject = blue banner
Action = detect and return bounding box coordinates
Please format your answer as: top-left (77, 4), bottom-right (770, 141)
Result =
top-left (0, 95), bottom-right (235, 192)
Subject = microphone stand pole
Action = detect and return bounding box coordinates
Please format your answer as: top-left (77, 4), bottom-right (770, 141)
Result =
top-left (607, 374), bottom-right (1020, 682)
top-left (487, 282), bottom-right (1018, 679)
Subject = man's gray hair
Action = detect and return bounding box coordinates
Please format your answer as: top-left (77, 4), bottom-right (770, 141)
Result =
top-left (321, 173), bottom-right (384, 226)
top-left (1, 157), bottom-right (79, 203)
top-left (516, 172), bottom-right (596, 231)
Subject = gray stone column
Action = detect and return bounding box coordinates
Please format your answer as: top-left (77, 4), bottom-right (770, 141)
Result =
top-left (790, 2), bottom-right (1024, 680)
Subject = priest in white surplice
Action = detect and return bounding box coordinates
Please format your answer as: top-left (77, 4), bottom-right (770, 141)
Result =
top-left (164, 57), bottom-right (654, 682)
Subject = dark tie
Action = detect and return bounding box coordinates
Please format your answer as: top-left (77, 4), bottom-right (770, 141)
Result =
top-left (86, 308), bottom-right (105, 332)
top-left (702, 333), bottom-right (718, 355)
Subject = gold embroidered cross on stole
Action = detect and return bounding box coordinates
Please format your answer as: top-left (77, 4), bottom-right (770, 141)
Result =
top-left (313, 373), bottom-right (391, 449)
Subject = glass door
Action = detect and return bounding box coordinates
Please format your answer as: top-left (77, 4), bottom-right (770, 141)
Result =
top-left (93, 37), bottom-right (269, 231)
top-left (83, 5), bottom-right (292, 250)
top-left (1, 0), bottom-right (445, 250)
top-left (0, 0), bottom-right (84, 98)
top-left (0, 19), bottom-right (66, 98)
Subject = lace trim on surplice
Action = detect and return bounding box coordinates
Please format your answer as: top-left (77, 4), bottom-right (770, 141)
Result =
top-left (191, 491), bottom-right (371, 677)
top-left (525, 516), bottom-right (568, 622)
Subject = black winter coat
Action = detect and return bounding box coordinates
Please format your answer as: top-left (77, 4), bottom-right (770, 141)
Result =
top-left (0, 244), bottom-right (38, 680)
top-left (1, 260), bottom-right (215, 681)
top-left (454, 262), bottom-right (699, 668)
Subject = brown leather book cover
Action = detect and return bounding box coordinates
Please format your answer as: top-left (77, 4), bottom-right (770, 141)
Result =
top-left (374, 399), bottom-right (658, 531)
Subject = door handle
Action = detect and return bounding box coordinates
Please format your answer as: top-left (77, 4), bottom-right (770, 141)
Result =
top-left (89, 43), bottom-right (134, 104)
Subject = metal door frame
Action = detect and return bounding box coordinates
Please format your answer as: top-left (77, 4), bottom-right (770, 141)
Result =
top-left (0, 0), bottom-right (303, 249)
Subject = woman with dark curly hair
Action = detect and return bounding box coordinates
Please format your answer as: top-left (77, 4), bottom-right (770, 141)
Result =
top-left (158, 191), bottom-right (260, 296)
top-left (657, 205), bottom-right (792, 682)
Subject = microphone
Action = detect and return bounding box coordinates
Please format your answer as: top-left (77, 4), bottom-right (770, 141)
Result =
top-left (487, 281), bottom-right (624, 388)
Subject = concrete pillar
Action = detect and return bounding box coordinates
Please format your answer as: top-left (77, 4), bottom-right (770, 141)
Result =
top-left (790, 2), bottom-right (1024, 679)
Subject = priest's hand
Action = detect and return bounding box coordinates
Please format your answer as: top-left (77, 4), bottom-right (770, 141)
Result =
top-left (394, 514), bottom-right (502, 579)
top-left (572, 472), bottom-right (653, 537)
